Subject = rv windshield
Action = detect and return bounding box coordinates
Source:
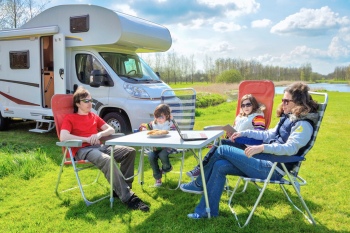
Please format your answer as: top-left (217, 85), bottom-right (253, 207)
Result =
top-left (100, 52), bottom-right (161, 83)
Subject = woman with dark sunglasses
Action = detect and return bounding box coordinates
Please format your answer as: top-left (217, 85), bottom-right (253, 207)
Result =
top-left (186, 94), bottom-right (266, 179)
top-left (181, 82), bottom-right (319, 219)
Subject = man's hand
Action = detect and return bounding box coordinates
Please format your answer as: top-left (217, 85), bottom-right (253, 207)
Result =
top-left (244, 145), bottom-right (264, 158)
top-left (88, 132), bottom-right (102, 145)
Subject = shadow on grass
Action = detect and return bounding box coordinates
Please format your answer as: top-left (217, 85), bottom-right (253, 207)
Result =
top-left (134, 182), bottom-right (334, 233)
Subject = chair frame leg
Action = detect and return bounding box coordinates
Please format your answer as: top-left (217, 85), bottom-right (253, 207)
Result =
top-left (228, 163), bottom-right (277, 228)
top-left (138, 147), bottom-right (188, 190)
top-left (165, 150), bottom-right (186, 190)
top-left (280, 163), bottom-right (316, 225)
top-left (228, 162), bottom-right (316, 228)
top-left (55, 148), bottom-right (109, 206)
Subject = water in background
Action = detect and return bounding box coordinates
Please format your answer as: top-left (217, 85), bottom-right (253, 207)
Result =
top-left (275, 83), bottom-right (350, 94)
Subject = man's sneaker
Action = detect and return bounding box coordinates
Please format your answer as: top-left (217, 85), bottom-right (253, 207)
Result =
top-left (187, 213), bottom-right (204, 219)
top-left (180, 181), bottom-right (203, 194)
top-left (155, 178), bottom-right (162, 187)
top-left (126, 194), bottom-right (150, 212)
top-left (186, 166), bottom-right (201, 178)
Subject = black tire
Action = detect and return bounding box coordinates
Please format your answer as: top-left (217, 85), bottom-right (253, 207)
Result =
top-left (103, 112), bottom-right (131, 134)
top-left (0, 112), bottom-right (10, 131)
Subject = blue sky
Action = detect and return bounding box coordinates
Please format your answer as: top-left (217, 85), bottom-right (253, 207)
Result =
top-left (46, 0), bottom-right (350, 75)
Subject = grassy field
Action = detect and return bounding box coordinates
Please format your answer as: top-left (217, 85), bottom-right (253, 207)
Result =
top-left (0, 87), bottom-right (349, 232)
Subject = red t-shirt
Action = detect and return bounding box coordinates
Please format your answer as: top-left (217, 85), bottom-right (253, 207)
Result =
top-left (61, 112), bottom-right (106, 156)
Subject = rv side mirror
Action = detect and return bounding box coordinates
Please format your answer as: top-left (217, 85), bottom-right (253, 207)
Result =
top-left (90, 70), bottom-right (102, 88)
top-left (156, 71), bottom-right (160, 78)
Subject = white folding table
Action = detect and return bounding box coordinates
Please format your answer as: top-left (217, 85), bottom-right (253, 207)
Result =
top-left (105, 130), bottom-right (224, 218)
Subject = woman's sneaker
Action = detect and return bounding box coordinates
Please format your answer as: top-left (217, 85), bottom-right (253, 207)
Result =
top-left (155, 178), bottom-right (162, 187)
top-left (187, 213), bottom-right (204, 219)
top-left (186, 166), bottom-right (200, 178)
top-left (180, 181), bottom-right (203, 194)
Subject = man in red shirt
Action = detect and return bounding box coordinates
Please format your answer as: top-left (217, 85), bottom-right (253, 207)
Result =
top-left (60, 86), bottom-right (149, 212)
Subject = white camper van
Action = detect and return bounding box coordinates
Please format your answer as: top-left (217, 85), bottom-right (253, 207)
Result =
top-left (0, 4), bottom-right (172, 134)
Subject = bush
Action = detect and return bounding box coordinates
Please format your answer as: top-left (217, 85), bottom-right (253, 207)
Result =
top-left (196, 92), bottom-right (226, 108)
top-left (216, 69), bottom-right (243, 83)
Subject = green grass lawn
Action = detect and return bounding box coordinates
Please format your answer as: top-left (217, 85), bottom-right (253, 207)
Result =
top-left (0, 91), bottom-right (349, 233)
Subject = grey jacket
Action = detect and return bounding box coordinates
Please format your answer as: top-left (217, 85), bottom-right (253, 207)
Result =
top-left (239, 112), bottom-right (319, 156)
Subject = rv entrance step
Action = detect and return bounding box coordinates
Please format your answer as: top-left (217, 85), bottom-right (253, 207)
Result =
top-left (29, 119), bottom-right (55, 133)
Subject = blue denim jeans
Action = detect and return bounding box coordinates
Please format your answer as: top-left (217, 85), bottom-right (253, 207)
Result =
top-left (148, 148), bottom-right (172, 179)
top-left (201, 139), bottom-right (246, 166)
top-left (194, 145), bottom-right (283, 218)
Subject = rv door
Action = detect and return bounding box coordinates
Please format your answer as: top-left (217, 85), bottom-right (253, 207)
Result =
top-left (53, 34), bottom-right (66, 94)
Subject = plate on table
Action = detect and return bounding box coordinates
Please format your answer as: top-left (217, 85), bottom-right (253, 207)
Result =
top-left (147, 134), bottom-right (169, 138)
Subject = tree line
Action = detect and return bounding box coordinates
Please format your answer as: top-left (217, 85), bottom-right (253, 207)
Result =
top-left (144, 51), bottom-right (350, 84)
top-left (141, 52), bottom-right (334, 84)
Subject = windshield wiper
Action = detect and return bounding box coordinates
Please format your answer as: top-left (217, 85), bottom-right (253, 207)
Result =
top-left (143, 79), bottom-right (161, 83)
top-left (120, 75), bottom-right (139, 81)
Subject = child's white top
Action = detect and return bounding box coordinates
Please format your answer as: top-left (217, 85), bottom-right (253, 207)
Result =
top-left (151, 120), bottom-right (172, 130)
top-left (234, 112), bottom-right (264, 131)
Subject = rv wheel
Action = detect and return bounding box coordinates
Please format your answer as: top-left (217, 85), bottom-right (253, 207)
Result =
top-left (0, 112), bottom-right (10, 131)
top-left (103, 112), bottom-right (130, 134)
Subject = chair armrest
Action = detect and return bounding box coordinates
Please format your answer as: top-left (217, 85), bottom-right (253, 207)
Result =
top-left (253, 154), bottom-right (305, 163)
top-left (204, 125), bottom-right (224, 130)
top-left (100, 133), bottom-right (125, 142)
top-left (56, 140), bottom-right (82, 147)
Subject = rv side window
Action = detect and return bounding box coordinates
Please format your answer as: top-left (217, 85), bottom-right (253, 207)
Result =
top-left (75, 54), bottom-right (112, 86)
top-left (9, 51), bottom-right (30, 69)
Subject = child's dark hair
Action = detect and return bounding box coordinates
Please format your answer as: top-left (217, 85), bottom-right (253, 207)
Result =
top-left (154, 104), bottom-right (171, 123)
top-left (239, 94), bottom-right (265, 116)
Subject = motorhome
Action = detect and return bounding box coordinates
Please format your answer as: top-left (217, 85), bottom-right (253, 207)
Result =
top-left (0, 4), bottom-right (172, 133)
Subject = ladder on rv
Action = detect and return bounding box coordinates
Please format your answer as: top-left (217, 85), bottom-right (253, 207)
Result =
top-left (29, 119), bottom-right (55, 133)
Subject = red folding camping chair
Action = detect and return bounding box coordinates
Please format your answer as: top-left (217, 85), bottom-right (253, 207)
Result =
top-left (52, 94), bottom-right (109, 206)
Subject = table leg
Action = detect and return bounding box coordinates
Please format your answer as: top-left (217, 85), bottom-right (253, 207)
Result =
top-left (138, 146), bottom-right (145, 186)
top-left (198, 148), bottom-right (211, 218)
top-left (110, 148), bottom-right (114, 208)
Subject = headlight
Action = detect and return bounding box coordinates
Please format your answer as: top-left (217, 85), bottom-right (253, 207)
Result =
top-left (123, 83), bottom-right (150, 98)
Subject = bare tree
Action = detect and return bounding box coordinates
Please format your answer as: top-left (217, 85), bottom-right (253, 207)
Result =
top-left (189, 54), bottom-right (196, 84)
top-left (0, 0), bottom-right (50, 29)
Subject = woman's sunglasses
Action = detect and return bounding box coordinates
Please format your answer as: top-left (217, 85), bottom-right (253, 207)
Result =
top-left (80, 99), bottom-right (93, 103)
top-left (241, 103), bottom-right (252, 108)
top-left (281, 99), bottom-right (294, 105)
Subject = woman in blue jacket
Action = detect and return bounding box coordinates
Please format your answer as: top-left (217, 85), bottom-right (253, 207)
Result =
top-left (180, 82), bottom-right (319, 219)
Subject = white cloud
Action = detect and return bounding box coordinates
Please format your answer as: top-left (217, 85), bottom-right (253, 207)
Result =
top-left (209, 41), bottom-right (235, 53)
top-left (328, 36), bottom-right (350, 57)
top-left (213, 21), bottom-right (241, 32)
top-left (271, 6), bottom-right (350, 36)
top-left (177, 18), bottom-right (207, 29)
top-left (251, 19), bottom-right (272, 28)
top-left (289, 46), bottom-right (326, 58)
top-left (327, 27), bottom-right (350, 57)
top-left (198, 0), bottom-right (260, 17)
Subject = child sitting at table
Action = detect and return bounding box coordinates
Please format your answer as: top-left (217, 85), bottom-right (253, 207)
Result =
top-left (139, 104), bottom-right (176, 187)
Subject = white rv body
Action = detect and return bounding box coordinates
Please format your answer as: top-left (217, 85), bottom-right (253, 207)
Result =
top-left (0, 4), bottom-right (172, 133)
